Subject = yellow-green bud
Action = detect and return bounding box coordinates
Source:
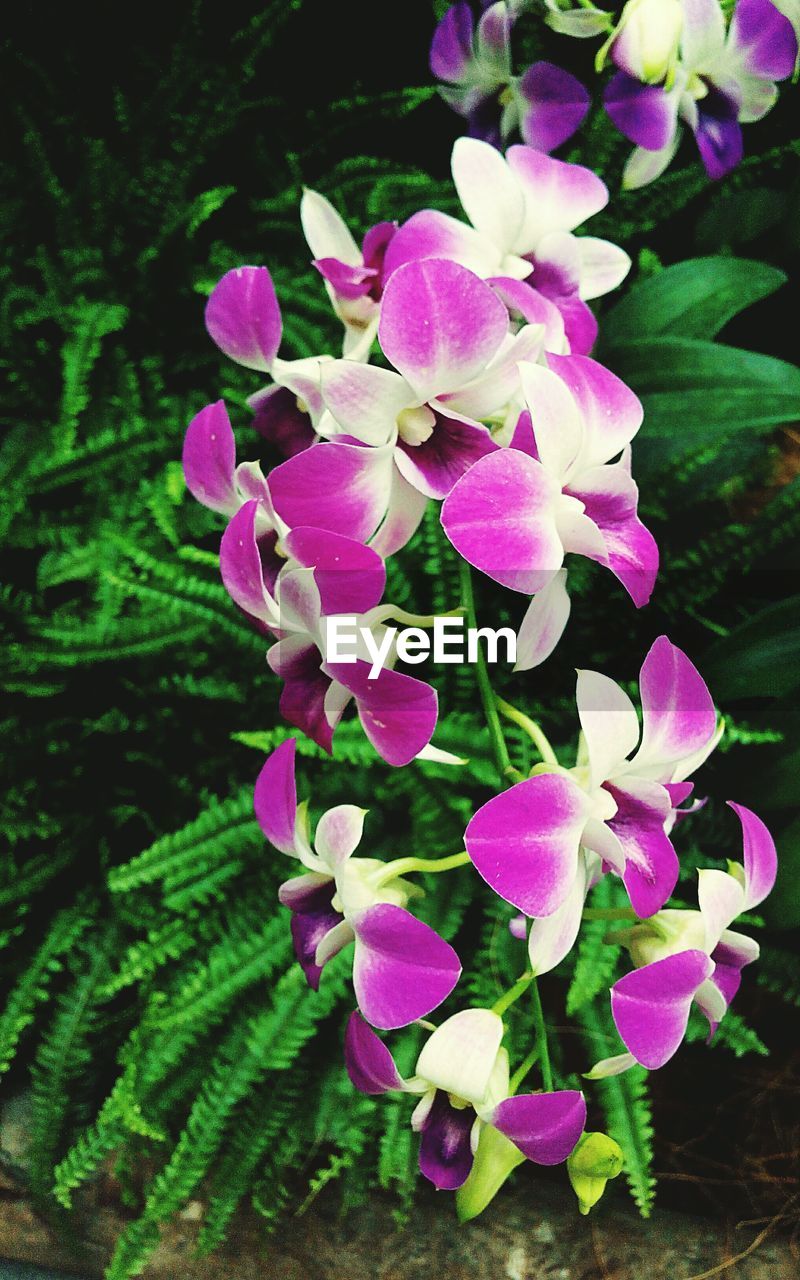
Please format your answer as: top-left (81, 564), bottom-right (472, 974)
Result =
top-left (567, 1131), bottom-right (624, 1215)
top-left (613, 0), bottom-right (684, 84)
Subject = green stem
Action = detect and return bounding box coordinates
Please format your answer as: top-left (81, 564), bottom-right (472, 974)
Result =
top-left (458, 559), bottom-right (517, 787)
top-left (530, 978), bottom-right (553, 1093)
top-left (509, 1044), bottom-right (540, 1095)
top-left (496, 697), bottom-right (559, 767)
top-left (374, 851), bottom-right (472, 887)
top-left (491, 971), bottom-right (533, 1018)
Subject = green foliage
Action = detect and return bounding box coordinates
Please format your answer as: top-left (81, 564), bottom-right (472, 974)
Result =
top-left (1, 2), bottom-right (798, 1274)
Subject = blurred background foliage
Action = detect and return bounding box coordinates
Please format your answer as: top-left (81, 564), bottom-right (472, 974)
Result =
top-left (1, 1), bottom-right (799, 1275)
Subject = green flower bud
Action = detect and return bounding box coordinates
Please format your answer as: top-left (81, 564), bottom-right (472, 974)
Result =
top-left (567, 1131), bottom-right (624, 1215)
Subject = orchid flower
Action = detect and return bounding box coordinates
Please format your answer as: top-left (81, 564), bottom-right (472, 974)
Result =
top-left (464, 637), bottom-right (720, 924)
top-left (300, 189), bottom-right (396, 361)
top-left (383, 138), bottom-right (631, 354)
top-left (431, 2), bottom-right (590, 151)
top-left (441, 356), bottom-right (658, 668)
top-left (317, 258), bottom-right (546, 500)
top-left (256, 741), bottom-right (460, 1027)
top-left (204, 264), bottom-right (326, 458)
top-left (604, 0), bottom-right (798, 188)
top-left (220, 501), bottom-right (438, 765)
top-left (345, 1007), bottom-right (586, 1188)
top-left (589, 802), bottom-right (777, 1073)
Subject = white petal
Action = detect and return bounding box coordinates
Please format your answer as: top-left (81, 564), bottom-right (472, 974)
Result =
top-left (577, 237), bottom-right (632, 301)
top-left (576, 670), bottom-right (640, 790)
top-left (415, 1009), bottom-right (504, 1107)
top-left (697, 869), bottom-right (745, 952)
top-left (584, 1051), bottom-right (637, 1079)
top-left (300, 188), bottom-right (361, 264)
top-left (451, 137), bottom-right (526, 258)
top-left (513, 570), bottom-right (571, 672)
top-left (314, 804), bottom-right (367, 869)
top-left (320, 360), bottom-right (410, 446)
top-left (528, 855), bottom-right (589, 976)
top-left (519, 361), bottom-right (583, 482)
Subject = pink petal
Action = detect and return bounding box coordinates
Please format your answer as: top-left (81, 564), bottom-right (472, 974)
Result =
top-left (441, 449), bottom-right (563, 595)
top-left (546, 354), bottom-right (644, 468)
top-left (253, 738), bottom-right (297, 855)
top-left (269, 440), bottom-right (395, 544)
top-left (344, 1011), bottom-right (405, 1095)
top-left (727, 801), bottom-right (777, 911)
top-left (631, 636), bottom-right (717, 782)
top-left (567, 458), bottom-right (659, 607)
top-left (607, 778), bottom-right (678, 919)
top-left (324, 660), bottom-right (438, 768)
top-left (182, 401), bottom-right (238, 515)
top-left (205, 266), bottom-right (282, 372)
top-left (378, 259), bottom-right (508, 403)
top-left (611, 950), bottom-right (714, 1069)
top-left (351, 904), bottom-right (461, 1029)
top-left (506, 146), bottom-right (608, 246)
top-left (492, 1090), bottom-right (586, 1165)
top-left (464, 774), bottom-right (590, 917)
top-left (370, 468), bottom-right (429, 558)
top-left (219, 500), bottom-right (275, 624)
top-left (382, 209), bottom-right (503, 281)
top-left (283, 527), bottom-right (386, 617)
top-left (729, 0), bottom-right (798, 80)
top-left (270, 637), bottom-right (338, 755)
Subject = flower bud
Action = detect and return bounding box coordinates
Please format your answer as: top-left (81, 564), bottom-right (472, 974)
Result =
top-left (567, 1131), bottom-right (624, 1215)
top-left (613, 0), bottom-right (684, 84)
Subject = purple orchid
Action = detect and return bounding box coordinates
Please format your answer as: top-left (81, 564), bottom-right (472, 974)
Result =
top-left (604, 0), bottom-right (798, 187)
top-left (590, 802), bottom-right (777, 1072)
top-left (300, 188), bottom-right (396, 360)
top-left (464, 637), bottom-right (720, 923)
top-left (220, 501), bottom-right (438, 765)
top-left (383, 138), bottom-right (631, 355)
top-left (431, 2), bottom-right (590, 151)
top-left (345, 1007), bottom-right (586, 1188)
top-left (256, 741), bottom-right (460, 1027)
top-left (204, 264), bottom-right (325, 458)
top-left (441, 355), bottom-right (658, 667)
top-left (316, 258), bottom-right (547, 501)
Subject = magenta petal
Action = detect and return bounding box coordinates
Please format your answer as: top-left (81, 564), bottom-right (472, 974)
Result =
top-left (567, 461), bottom-right (658, 607)
top-left (288, 880), bottom-right (345, 991)
top-left (205, 266), bottom-right (282, 372)
top-left (546, 354), bottom-right (644, 466)
top-left (283, 527), bottom-right (386, 617)
top-left (271, 639), bottom-right (337, 755)
top-left (251, 385), bottom-right (315, 458)
top-left (441, 449), bottom-right (563, 595)
top-left (611, 950), bottom-right (713, 1069)
top-left (729, 0), bottom-right (798, 81)
top-left (693, 89), bottom-right (743, 182)
top-left (351, 904), bottom-right (461, 1030)
top-left (269, 440), bottom-right (393, 544)
top-left (492, 1090), bottom-right (586, 1165)
top-left (325, 660), bottom-right (438, 768)
top-left (182, 400), bottom-right (238, 515)
top-left (634, 636), bottom-right (716, 779)
top-left (344, 1011), bottom-right (405, 1095)
top-left (607, 780), bottom-right (678, 919)
top-left (378, 259), bottom-right (508, 402)
top-left (518, 61), bottom-right (590, 153)
top-left (603, 72), bottom-right (680, 151)
top-left (727, 801), bottom-right (777, 911)
top-left (395, 408), bottom-right (498, 500)
top-left (253, 738), bottom-right (297, 854)
top-left (313, 256), bottom-right (375, 300)
top-left (464, 774), bottom-right (589, 917)
top-left (430, 0), bottom-right (474, 83)
top-left (418, 1091), bottom-right (475, 1190)
top-left (219, 500), bottom-right (274, 624)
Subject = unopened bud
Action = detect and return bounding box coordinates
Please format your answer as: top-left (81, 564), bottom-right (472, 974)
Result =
top-left (613, 0), bottom-right (684, 84)
top-left (567, 1131), bottom-right (624, 1215)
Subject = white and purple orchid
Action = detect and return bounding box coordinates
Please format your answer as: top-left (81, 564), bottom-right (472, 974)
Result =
top-left (256, 741), bottom-right (461, 1027)
top-left (592, 802), bottom-right (777, 1072)
top-left (345, 1007), bottom-right (586, 1188)
top-left (431, 2), bottom-right (590, 151)
top-left (317, 257), bottom-right (545, 500)
top-left (464, 637), bottom-right (720, 922)
top-left (604, 0), bottom-right (798, 187)
top-left (384, 138), bottom-right (631, 354)
top-left (441, 355), bottom-right (658, 668)
top-left (300, 188), bottom-right (396, 360)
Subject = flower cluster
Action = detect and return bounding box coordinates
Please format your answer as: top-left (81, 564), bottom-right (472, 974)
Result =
top-left (182, 94), bottom-right (778, 1217)
top-left (432, 1), bottom-right (798, 187)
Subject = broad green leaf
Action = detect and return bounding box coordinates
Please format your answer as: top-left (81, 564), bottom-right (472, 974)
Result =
top-left (703, 596), bottom-right (800, 700)
top-left (602, 257), bottom-right (786, 345)
top-left (607, 337), bottom-right (800, 473)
